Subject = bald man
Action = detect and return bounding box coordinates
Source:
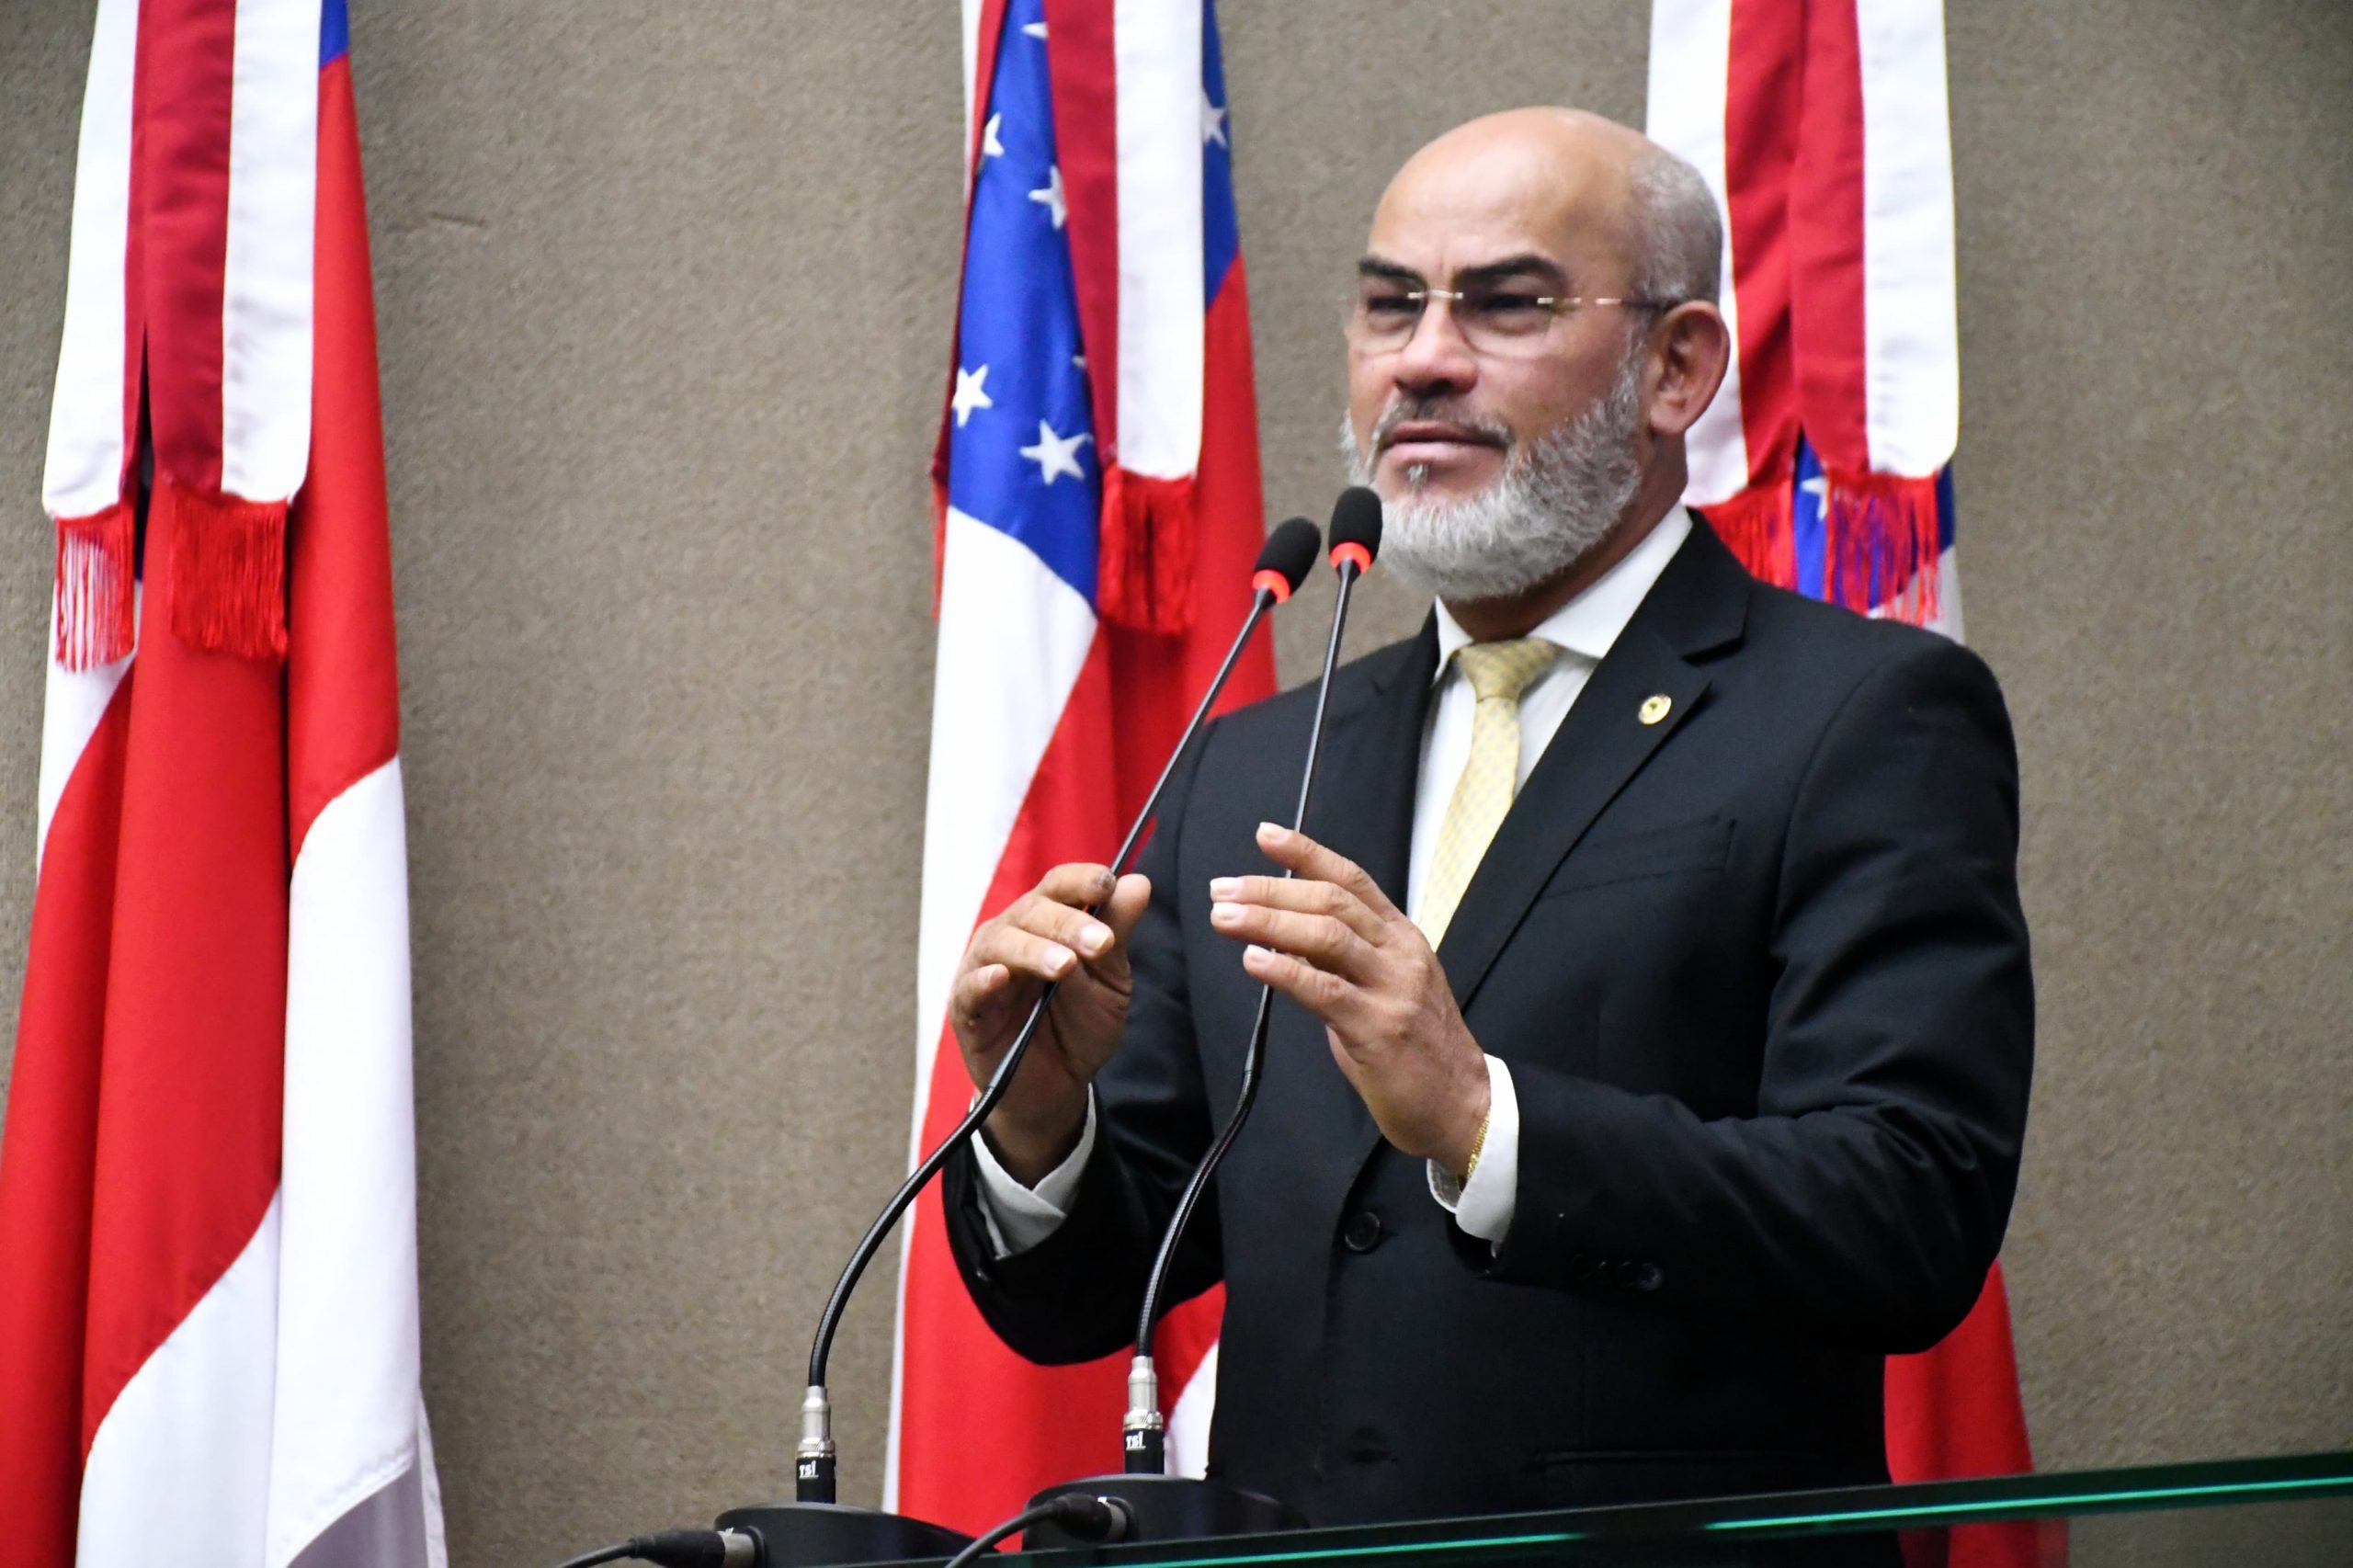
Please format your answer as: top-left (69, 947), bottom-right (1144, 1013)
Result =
top-left (940, 108), bottom-right (2032, 1527)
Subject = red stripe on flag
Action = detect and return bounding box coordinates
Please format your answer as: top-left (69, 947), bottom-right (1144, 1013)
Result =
top-left (0, 683), bottom-right (135, 1565)
top-left (1721, 0), bottom-right (1803, 497)
top-left (1887, 1261), bottom-right (2047, 1568)
top-left (131, 0), bottom-right (238, 492)
top-left (1043, 0), bottom-right (1120, 470)
top-left (76, 478), bottom-right (290, 1454)
top-left (1787, 0), bottom-right (1871, 474)
top-left (290, 56), bottom-right (402, 854)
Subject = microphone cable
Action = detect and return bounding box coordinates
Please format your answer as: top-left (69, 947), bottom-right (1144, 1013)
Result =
top-left (1122, 488), bottom-right (1383, 1473)
top-left (938, 1494), bottom-right (1132, 1568)
top-left (546, 1527), bottom-right (758, 1568)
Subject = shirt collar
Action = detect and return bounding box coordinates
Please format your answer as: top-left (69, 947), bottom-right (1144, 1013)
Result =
top-left (1431, 505), bottom-right (1694, 682)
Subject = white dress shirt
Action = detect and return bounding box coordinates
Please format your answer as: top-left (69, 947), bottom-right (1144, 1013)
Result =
top-left (972, 507), bottom-right (1695, 1256)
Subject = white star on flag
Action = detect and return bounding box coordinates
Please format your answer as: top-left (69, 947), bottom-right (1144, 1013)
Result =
top-left (980, 113), bottom-right (1006, 162)
top-left (1018, 419), bottom-right (1090, 485)
top-left (1022, 21), bottom-right (1047, 40)
top-left (951, 365), bottom-right (994, 426)
top-left (1029, 165), bottom-right (1067, 230)
top-left (1201, 92), bottom-right (1228, 148)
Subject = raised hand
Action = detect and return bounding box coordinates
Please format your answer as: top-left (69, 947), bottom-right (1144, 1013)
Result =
top-left (949, 863), bottom-right (1153, 1183)
top-left (1210, 822), bottom-right (1491, 1176)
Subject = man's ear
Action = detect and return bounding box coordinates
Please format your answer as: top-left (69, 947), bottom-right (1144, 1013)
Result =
top-left (1646, 301), bottom-right (1731, 438)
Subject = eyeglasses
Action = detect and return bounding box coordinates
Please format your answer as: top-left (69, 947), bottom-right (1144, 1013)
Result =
top-left (1344, 280), bottom-right (1679, 357)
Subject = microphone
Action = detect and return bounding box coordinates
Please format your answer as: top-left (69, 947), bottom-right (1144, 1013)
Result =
top-left (699, 518), bottom-right (1319, 1568)
top-left (1121, 486), bottom-right (1382, 1479)
top-left (1005, 491), bottom-right (1382, 1554)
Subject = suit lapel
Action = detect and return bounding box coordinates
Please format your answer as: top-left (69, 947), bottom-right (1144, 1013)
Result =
top-left (1435, 521), bottom-right (1752, 1015)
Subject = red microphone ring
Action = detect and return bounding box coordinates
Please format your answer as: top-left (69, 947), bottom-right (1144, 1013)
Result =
top-left (1330, 542), bottom-right (1373, 574)
top-left (1250, 569), bottom-right (1293, 603)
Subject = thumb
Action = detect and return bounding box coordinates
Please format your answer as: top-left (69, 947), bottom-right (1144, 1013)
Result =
top-left (1097, 872), bottom-right (1153, 955)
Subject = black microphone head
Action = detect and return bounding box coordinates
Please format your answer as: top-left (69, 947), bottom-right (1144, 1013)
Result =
top-left (1251, 517), bottom-right (1322, 601)
top-left (1327, 486), bottom-right (1383, 573)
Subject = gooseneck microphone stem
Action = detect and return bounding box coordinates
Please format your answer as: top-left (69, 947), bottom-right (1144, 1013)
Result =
top-left (796, 581), bottom-right (1293, 1506)
top-left (1123, 553), bottom-right (1367, 1475)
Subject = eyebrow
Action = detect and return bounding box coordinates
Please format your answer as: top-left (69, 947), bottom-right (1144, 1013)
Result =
top-left (1356, 252), bottom-right (1572, 290)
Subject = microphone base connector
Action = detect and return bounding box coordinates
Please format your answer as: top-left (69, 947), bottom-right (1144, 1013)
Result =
top-left (1021, 1475), bottom-right (1305, 1550)
top-left (712, 1504), bottom-right (973, 1568)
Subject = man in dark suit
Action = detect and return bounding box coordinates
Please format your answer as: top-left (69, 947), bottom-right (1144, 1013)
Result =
top-left (937, 107), bottom-right (2032, 1527)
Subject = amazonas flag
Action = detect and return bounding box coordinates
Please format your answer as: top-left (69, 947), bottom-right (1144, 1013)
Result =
top-left (0, 1), bottom-right (445, 1563)
top-left (892, 0), bottom-right (1270, 1533)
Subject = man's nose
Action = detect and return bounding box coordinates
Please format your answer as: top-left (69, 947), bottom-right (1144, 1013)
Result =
top-left (1391, 297), bottom-right (1479, 398)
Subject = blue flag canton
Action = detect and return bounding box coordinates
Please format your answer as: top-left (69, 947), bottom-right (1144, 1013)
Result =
top-left (946, 0), bottom-right (1100, 605)
top-left (1201, 3), bottom-right (1240, 299)
top-left (1790, 437), bottom-right (1956, 604)
top-left (945, 0), bottom-right (1242, 609)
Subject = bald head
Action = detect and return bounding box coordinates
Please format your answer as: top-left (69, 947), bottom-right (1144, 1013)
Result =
top-left (1377, 108), bottom-right (1720, 315)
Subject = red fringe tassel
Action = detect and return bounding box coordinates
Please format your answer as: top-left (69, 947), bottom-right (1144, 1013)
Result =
top-left (1699, 482), bottom-right (1797, 591)
top-left (1097, 466), bottom-right (1196, 636)
top-left (164, 479), bottom-right (290, 661)
top-left (1822, 467), bottom-right (1942, 626)
top-left (52, 500), bottom-right (138, 671)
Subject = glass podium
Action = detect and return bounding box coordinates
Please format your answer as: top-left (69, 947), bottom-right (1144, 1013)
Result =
top-left (857, 1450), bottom-right (2352, 1566)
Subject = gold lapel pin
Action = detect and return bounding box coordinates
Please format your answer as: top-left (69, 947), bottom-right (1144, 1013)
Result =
top-left (1638, 693), bottom-right (1673, 726)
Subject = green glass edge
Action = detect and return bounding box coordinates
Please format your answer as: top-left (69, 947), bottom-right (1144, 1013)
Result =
top-left (1051, 1460), bottom-right (2353, 1567)
top-left (1107, 1529), bottom-right (1585, 1568)
top-left (1704, 1471), bottom-right (2349, 1532)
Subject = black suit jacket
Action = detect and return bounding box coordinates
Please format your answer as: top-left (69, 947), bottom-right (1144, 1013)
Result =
top-left (942, 520), bottom-right (2034, 1528)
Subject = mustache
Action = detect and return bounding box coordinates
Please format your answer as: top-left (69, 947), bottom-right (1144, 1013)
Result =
top-left (1370, 400), bottom-right (1516, 449)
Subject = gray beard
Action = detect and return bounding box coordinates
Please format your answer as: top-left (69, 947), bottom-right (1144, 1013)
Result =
top-left (1339, 347), bottom-right (1646, 605)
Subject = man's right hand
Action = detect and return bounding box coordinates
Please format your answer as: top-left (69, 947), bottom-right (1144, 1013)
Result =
top-left (949, 863), bottom-right (1153, 1186)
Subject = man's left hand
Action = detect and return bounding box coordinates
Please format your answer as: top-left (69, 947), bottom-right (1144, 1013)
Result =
top-left (1210, 821), bottom-right (1490, 1175)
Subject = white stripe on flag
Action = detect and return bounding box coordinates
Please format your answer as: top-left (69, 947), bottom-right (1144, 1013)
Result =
top-left (40, 0), bottom-right (140, 521)
top-left (961, 0), bottom-right (985, 192)
top-left (1166, 1339), bottom-right (1218, 1479)
top-left (1856, 0), bottom-right (1959, 476)
top-left (1110, 0), bottom-right (1204, 482)
top-left (35, 593), bottom-right (134, 863)
top-left (913, 509), bottom-right (1100, 1140)
top-left (270, 757), bottom-right (438, 1568)
top-left (221, 0), bottom-right (322, 501)
top-left (79, 1198), bottom-right (281, 1568)
top-left (1645, 0), bottom-right (1750, 505)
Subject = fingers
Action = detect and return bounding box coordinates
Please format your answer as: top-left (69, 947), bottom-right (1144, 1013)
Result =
top-left (950, 960), bottom-right (1015, 1033)
top-left (1240, 941), bottom-right (1368, 1029)
top-left (1210, 898), bottom-right (1380, 982)
top-left (1209, 871), bottom-right (1386, 945)
top-left (1251, 823), bottom-right (1404, 922)
top-left (966, 920), bottom-right (1087, 983)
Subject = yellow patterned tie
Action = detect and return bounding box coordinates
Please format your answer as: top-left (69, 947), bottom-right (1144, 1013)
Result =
top-left (1417, 638), bottom-right (1560, 947)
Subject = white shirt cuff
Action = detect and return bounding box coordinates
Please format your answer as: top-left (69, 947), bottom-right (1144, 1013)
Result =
top-left (971, 1091), bottom-right (1097, 1257)
top-left (1427, 1055), bottom-right (1518, 1245)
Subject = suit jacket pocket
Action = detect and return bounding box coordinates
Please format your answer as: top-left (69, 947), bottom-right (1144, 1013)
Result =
top-left (1537, 817), bottom-right (1733, 898)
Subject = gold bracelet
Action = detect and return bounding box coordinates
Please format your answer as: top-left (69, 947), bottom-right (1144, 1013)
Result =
top-left (1461, 1108), bottom-right (1492, 1184)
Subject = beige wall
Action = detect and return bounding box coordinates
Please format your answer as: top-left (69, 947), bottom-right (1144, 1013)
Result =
top-left (2, 1), bottom-right (2347, 1562)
